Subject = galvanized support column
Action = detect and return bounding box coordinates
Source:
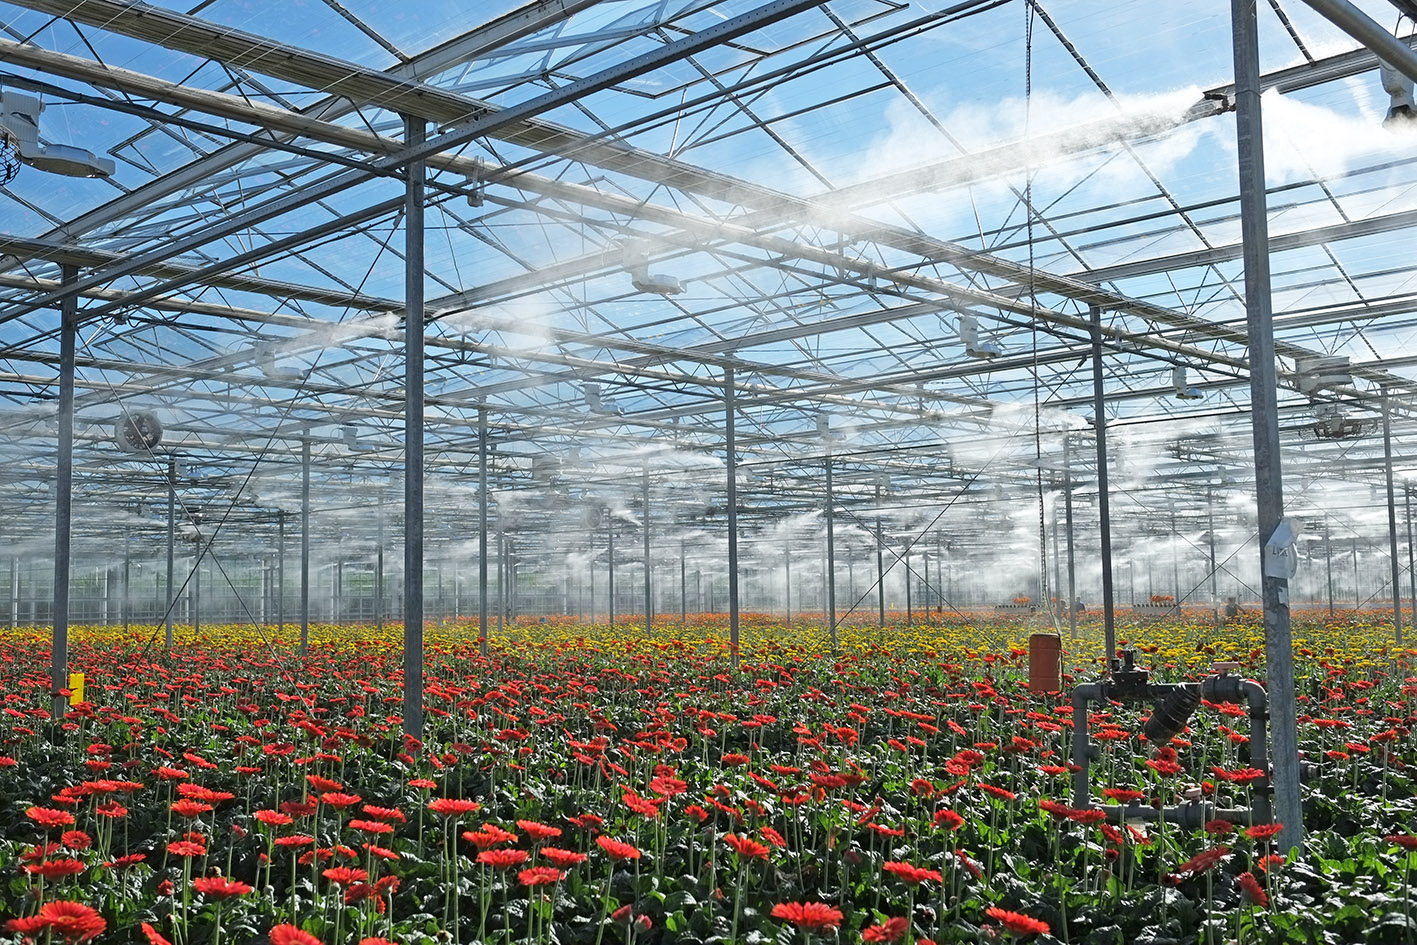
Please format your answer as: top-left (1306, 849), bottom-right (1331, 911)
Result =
top-left (784, 533), bottom-right (792, 627)
top-left (680, 537), bottom-right (687, 627)
top-left (725, 366), bottom-right (740, 665)
top-left (192, 552), bottom-right (200, 637)
top-left (922, 537), bottom-right (932, 620)
top-left (122, 531), bottom-right (131, 634)
top-left (874, 479), bottom-right (885, 628)
top-left (9, 556), bottom-right (17, 630)
top-left (300, 435), bottom-right (311, 654)
top-left (1233, 0), bottom-right (1302, 851)
top-left (51, 263), bottom-right (77, 717)
top-left (403, 113), bottom-right (426, 742)
top-left (1089, 305), bottom-right (1116, 662)
top-left (826, 452), bottom-right (837, 648)
top-left (643, 463), bottom-right (652, 636)
top-left (496, 520), bottom-right (506, 634)
top-left (1064, 434), bottom-right (1078, 639)
top-left (1406, 487), bottom-right (1416, 630)
top-left (277, 511), bottom-right (285, 638)
top-left (903, 546), bottom-right (912, 627)
top-left (1325, 524), bottom-right (1335, 616)
top-left (607, 516), bottom-right (615, 628)
top-left (376, 494), bottom-right (385, 632)
top-left (1207, 488), bottom-right (1220, 624)
top-left (478, 408), bottom-right (489, 656)
top-left (1383, 390), bottom-right (1404, 645)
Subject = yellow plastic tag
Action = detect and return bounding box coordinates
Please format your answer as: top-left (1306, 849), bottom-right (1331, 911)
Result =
top-left (68, 672), bottom-right (84, 706)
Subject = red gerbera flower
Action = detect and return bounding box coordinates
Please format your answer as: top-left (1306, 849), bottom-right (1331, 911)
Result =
top-left (319, 792), bottom-right (362, 810)
top-left (862, 916), bottom-right (909, 942)
top-left (477, 848), bottom-right (530, 869)
top-left (1238, 871), bottom-right (1268, 907)
top-left (770, 901), bottom-right (844, 931)
top-left (1386, 834), bottom-right (1417, 850)
top-left (883, 861), bottom-right (943, 884)
top-left (1245, 823), bottom-right (1283, 840)
top-left (724, 833), bottom-right (771, 859)
top-left (140, 922), bottom-right (173, 945)
top-left (517, 820), bottom-right (562, 841)
top-left (322, 866), bottom-right (369, 886)
top-left (32, 901), bottom-right (106, 942)
top-left (26, 858), bottom-right (87, 879)
top-left (26, 807), bottom-right (76, 829)
top-left (192, 876), bottom-right (253, 899)
top-left (519, 865), bottom-right (565, 886)
top-left (541, 846), bottom-right (588, 868)
top-left (427, 797), bottom-right (480, 816)
top-left (595, 836), bottom-right (642, 861)
top-left (1177, 846), bottom-right (1230, 874)
top-left (254, 810), bottom-right (293, 827)
top-left (269, 925), bottom-right (322, 945)
top-left (170, 799), bottom-right (213, 818)
top-left (978, 783), bottom-right (1016, 801)
top-left (985, 906), bottom-right (1049, 937)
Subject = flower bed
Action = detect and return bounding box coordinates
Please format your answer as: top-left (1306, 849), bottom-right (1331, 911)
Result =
top-left (0, 615), bottom-right (1413, 944)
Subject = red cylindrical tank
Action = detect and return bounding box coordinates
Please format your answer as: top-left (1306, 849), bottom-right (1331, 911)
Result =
top-left (1028, 632), bottom-right (1062, 692)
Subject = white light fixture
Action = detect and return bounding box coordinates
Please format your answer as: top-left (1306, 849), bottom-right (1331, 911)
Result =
top-left (1171, 366), bottom-right (1203, 400)
top-left (342, 424), bottom-right (365, 451)
top-left (1, 92), bottom-right (115, 178)
top-left (623, 240), bottom-right (685, 296)
top-left (958, 315), bottom-right (1001, 359)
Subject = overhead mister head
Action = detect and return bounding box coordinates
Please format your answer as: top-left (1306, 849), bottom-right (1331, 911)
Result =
top-left (958, 315), bottom-right (1001, 360)
top-left (0, 91), bottom-right (115, 178)
top-left (1171, 366), bottom-right (1203, 400)
top-left (1380, 61), bottom-right (1417, 130)
top-left (623, 240), bottom-right (685, 296)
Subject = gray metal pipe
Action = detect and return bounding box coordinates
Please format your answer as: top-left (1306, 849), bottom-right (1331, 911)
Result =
top-left (1070, 682), bottom-right (1105, 808)
top-left (1298, 0), bottom-right (1417, 83)
top-left (51, 263), bottom-right (76, 717)
top-left (1233, 0), bottom-right (1303, 853)
top-left (1384, 390), bottom-right (1404, 645)
top-left (826, 452), bottom-right (837, 649)
top-left (403, 113), bottom-right (426, 742)
top-left (478, 408), bottom-right (489, 656)
top-left (726, 365), bottom-right (740, 665)
top-left (300, 435), bottom-right (310, 653)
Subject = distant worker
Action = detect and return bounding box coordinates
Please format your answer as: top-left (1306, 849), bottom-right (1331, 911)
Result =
top-left (1073, 598), bottom-right (1086, 615)
top-left (1225, 596), bottom-right (1241, 619)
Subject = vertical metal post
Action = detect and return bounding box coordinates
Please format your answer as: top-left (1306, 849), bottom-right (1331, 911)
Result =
top-left (9, 556), bottom-right (17, 630)
top-left (192, 551), bottom-right (200, 637)
top-left (51, 264), bottom-right (77, 716)
top-left (607, 516), bottom-right (615, 627)
top-left (1383, 390), bottom-right (1404, 644)
top-left (680, 537), bottom-right (687, 627)
top-left (121, 530), bottom-right (130, 633)
top-left (165, 459), bottom-right (174, 651)
top-left (643, 463), bottom-right (652, 636)
top-left (923, 536), bottom-right (932, 621)
top-left (300, 435), bottom-right (311, 654)
top-left (904, 547), bottom-right (912, 626)
top-left (403, 113), bottom-right (426, 741)
top-left (1406, 487), bottom-right (1416, 629)
top-left (376, 494), bottom-right (385, 632)
top-left (277, 511), bottom-right (285, 637)
top-left (874, 478), bottom-right (885, 628)
top-left (1090, 305), bottom-right (1116, 662)
top-left (1233, 0), bottom-right (1302, 850)
top-left (478, 408), bottom-right (489, 655)
top-left (726, 366), bottom-right (740, 665)
top-left (1207, 488), bottom-right (1220, 624)
top-left (784, 532), bottom-right (792, 626)
top-left (1170, 508), bottom-right (1180, 602)
top-left (826, 452), bottom-right (837, 648)
top-left (1325, 524), bottom-right (1335, 617)
top-left (498, 516), bottom-right (506, 634)
top-left (1064, 434), bottom-right (1078, 638)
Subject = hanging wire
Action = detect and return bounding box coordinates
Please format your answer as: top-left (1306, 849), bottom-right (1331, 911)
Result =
top-left (1022, 1), bottom-right (1060, 632)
